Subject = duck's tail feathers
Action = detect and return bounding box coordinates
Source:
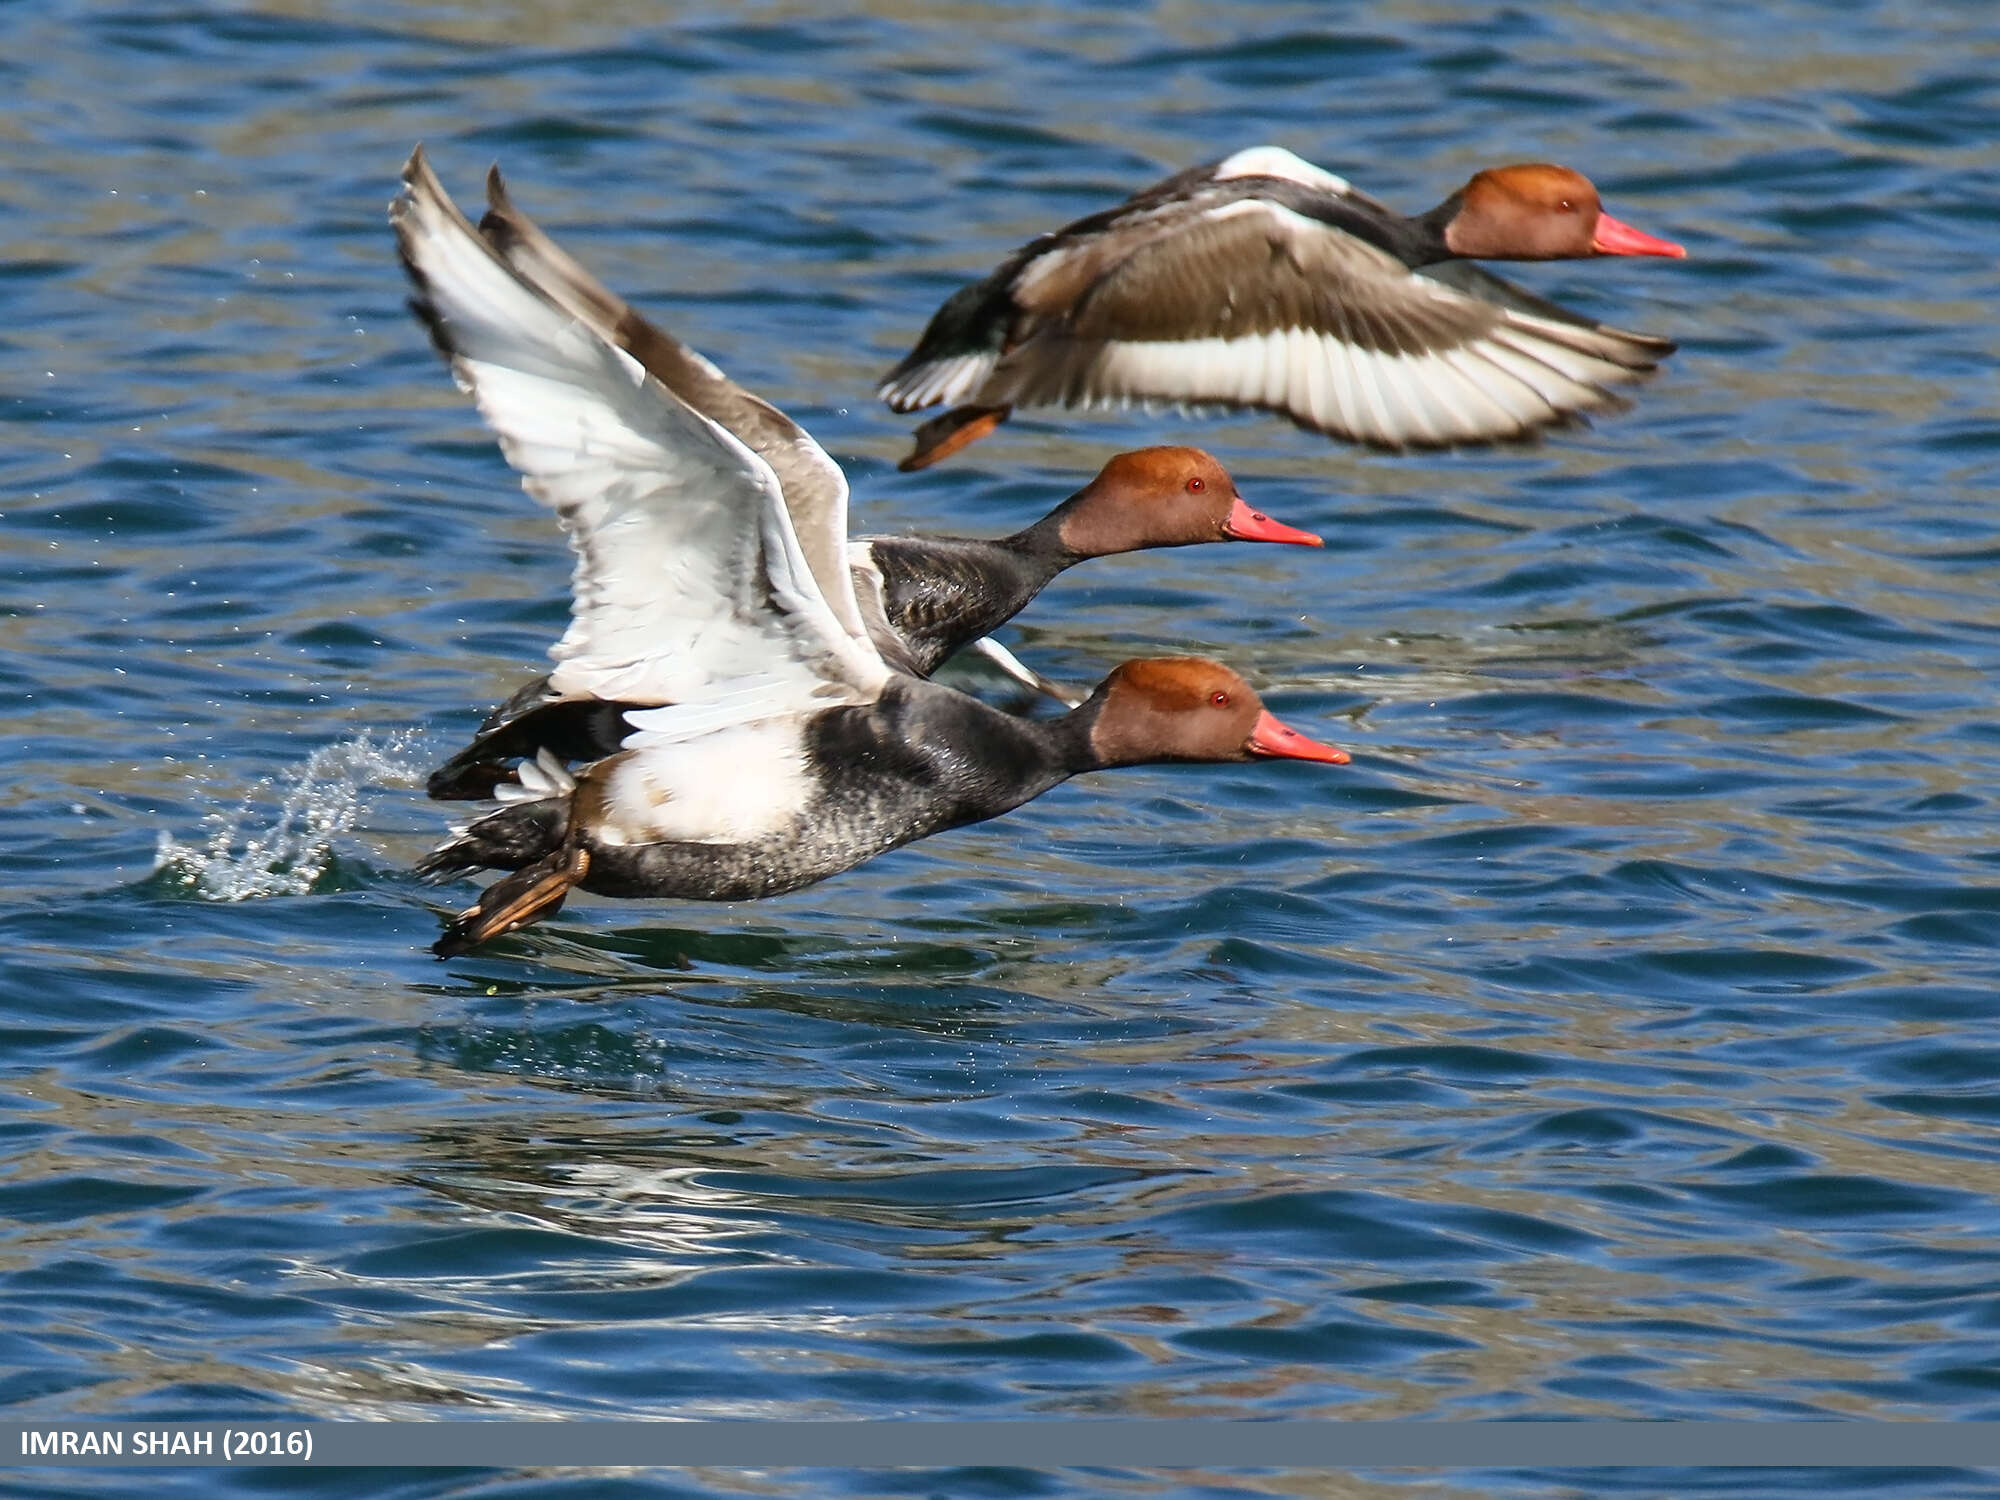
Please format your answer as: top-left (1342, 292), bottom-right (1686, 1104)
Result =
top-left (433, 845), bottom-right (590, 957)
top-left (415, 797), bottom-right (568, 884)
top-left (427, 699), bottom-right (633, 802)
top-left (494, 747), bottom-right (577, 804)
top-left (877, 277), bottom-right (1010, 412)
top-left (879, 350), bottom-right (999, 413)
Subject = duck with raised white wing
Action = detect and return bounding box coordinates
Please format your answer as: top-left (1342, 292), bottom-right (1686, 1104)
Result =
top-left (391, 149), bottom-right (1348, 956)
top-left (880, 146), bottom-right (1686, 469)
top-left (420, 161), bottom-right (1328, 803)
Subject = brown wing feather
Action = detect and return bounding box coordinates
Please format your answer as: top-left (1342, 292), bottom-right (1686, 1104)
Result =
top-left (1062, 204), bottom-right (1502, 350)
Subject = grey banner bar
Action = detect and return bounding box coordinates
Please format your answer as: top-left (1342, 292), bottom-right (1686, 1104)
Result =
top-left (5, 1421), bottom-right (1999, 1469)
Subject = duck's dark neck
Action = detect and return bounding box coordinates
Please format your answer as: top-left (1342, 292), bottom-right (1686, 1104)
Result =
top-left (867, 521), bottom-right (1080, 674)
top-left (931, 680), bottom-right (1112, 793)
top-left (1404, 194), bottom-right (1464, 266)
top-left (1038, 690), bottom-right (1113, 777)
top-left (1008, 502), bottom-right (1104, 572)
top-left (812, 677), bottom-right (1108, 831)
top-left (1000, 500), bottom-right (1086, 569)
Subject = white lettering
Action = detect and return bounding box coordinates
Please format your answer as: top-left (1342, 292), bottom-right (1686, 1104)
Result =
top-left (53, 1432), bottom-right (123, 1456)
top-left (133, 1430), bottom-right (210, 1456)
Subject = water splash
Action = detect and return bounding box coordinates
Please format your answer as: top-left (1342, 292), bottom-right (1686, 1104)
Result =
top-left (154, 732), bottom-right (426, 901)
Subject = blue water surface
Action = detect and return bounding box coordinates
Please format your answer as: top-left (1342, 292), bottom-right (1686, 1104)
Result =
top-left (5, 1), bottom-right (2000, 1495)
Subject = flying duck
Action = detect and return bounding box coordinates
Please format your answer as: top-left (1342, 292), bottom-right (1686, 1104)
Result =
top-left (420, 164), bottom-right (1325, 802)
top-left (879, 146), bottom-right (1686, 469)
top-left (392, 149), bottom-right (1348, 955)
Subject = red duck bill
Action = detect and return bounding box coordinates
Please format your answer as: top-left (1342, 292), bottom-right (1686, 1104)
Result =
top-left (1591, 212), bottom-right (1686, 258)
top-left (1247, 711), bottom-right (1350, 764)
top-left (1225, 497), bottom-right (1324, 547)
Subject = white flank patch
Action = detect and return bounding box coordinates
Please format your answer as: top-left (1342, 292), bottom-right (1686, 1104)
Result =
top-left (1213, 145), bottom-right (1351, 195)
top-left (846, 543), bottom-right (886, 603)
top-left (596, 721), bottom-right (811, 846)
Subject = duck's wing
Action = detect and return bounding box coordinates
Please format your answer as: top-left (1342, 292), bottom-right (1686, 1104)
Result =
top-left (964, 636), bottom-right (1084, 708)
top-left (1417, 259), bottom-right (1676, 355)
top-left (392, 146), bottom-right (887, 729)
top-left (876, 193), bottom-right (1211, 416)
top-left (876, 148), bottom-right (1377, 415)
top-left (980, 196), bottom-right (1673, 450)
top-left (473, 165), bottom-right (870, 650)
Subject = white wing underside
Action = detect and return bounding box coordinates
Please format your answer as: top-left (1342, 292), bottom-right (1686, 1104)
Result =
top-left (999, 311), bottom-right (1640, 448)
top-left (392, 151), bottom-right (888, 744)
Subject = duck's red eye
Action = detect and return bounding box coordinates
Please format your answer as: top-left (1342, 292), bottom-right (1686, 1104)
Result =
top-left (1210, 691), bottom-right (1230, 708)
top-left (1186, 476), bottom-right (1204, 493)
top-left (1557, 198), bottom-right (1575, 213)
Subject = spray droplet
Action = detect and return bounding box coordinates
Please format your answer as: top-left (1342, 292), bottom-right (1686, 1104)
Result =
top-left (154, 732), bottom-right (425, 900)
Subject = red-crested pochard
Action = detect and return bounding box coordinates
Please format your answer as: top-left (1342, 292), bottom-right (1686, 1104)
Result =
top-left (880, 146), bottom-right (1685, 469)
top-left (415, 160), bottom-right (1325, 800)
top-left (392, 150), bottom-right (1348, 955)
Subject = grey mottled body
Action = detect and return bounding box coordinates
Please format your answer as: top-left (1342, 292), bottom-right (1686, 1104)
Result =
top-left (421, 677), bottom-right (1085, 902)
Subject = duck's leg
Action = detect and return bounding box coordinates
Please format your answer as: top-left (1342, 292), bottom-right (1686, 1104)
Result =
top-left (898, 403), bottom-right (1012, 472)
top-left (434, 845), bottom-right (591, 957)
